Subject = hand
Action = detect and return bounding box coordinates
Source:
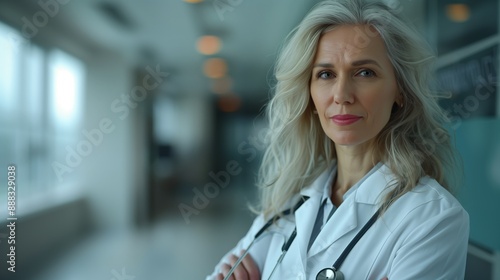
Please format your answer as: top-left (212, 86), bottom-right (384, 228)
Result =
top-left (216, 250), bottom-right (261, 280)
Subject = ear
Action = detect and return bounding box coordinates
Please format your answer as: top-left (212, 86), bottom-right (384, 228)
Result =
top-left (395, 92), bottom-right (404, 108)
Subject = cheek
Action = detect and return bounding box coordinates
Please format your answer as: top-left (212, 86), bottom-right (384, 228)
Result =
top-left (310, 87), bottom-right (328, 110)
top-left (363, 90), bottom-right (396, 122)
top-left (310, 90), bottom-right (319, 111)
top-left (310, 89), bottom-right (330, 126)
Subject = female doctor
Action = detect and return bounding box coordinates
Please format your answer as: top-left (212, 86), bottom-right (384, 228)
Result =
top-left (208, 0), bottom-right (469, 279)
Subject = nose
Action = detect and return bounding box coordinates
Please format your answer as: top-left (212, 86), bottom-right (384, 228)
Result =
top-left (332, 76), bottom-right (354, 105)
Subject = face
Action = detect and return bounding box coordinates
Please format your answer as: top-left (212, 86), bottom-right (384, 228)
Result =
top-left (310, 24), bottom-right (400, 149)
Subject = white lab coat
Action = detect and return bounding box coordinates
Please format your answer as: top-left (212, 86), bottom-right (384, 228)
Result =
top-left (207, 163), bottom-right (469, 280)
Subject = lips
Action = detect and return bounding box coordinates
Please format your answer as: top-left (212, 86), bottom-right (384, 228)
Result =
top-left (330, 114), bottom-right (362, 126)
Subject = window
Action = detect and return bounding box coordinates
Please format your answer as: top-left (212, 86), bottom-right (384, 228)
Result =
top-left (0, 21), bottom-right (85, 215)
top-left (48, 50), bottom-right (84, 131)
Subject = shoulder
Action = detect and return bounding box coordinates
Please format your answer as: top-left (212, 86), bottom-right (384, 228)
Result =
top-left (383, 176), bottom-right (469, 232)
top-left (406, 176), bottom-right (464, 211)
top-left (380, 177), bottom-right (470, 279)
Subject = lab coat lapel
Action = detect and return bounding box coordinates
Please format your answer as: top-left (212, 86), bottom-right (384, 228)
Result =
top-left (291, 168), bottom-right (333, 271)
top-left (293, 193), bottom-right (319, 270)
top-left (307, 163), bottom-right (395, 257)
top-left (307, 196), bottom-right (359, 257)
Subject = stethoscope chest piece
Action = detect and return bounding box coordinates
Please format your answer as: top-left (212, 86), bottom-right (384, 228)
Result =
top-left (316, 268), bottom-right (345, 280)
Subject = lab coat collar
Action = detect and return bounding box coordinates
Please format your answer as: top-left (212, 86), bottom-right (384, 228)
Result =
top-left (353, 162), bottom-right (396, 205)
top-left (290, 164), bottom-right (336, 272)
top-left (303, 162), bottom-right (397, 258)
top-left (298, 162), bottom-right (395, 205)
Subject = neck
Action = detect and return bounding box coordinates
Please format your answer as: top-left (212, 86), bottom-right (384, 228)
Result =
top-left (333, 144), bottom-right (378, 197)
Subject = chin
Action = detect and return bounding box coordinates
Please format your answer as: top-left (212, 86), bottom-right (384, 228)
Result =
top-left (330, 138), bottom-right (361, 146)
top-left (334, 141), bottom-right (361, 147)
top-left (328, 132), bottom-right (360, 146)
top-left (330, 135), bottom-right (375, 148)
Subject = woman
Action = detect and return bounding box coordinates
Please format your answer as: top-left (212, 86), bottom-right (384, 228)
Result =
top-left (208, 0), bottom-right (469, 279)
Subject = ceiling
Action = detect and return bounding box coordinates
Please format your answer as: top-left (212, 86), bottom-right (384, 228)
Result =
top-left (0, 0), bottom-right (424, 107)
top-left (435, 0), bottom-right (498, 55)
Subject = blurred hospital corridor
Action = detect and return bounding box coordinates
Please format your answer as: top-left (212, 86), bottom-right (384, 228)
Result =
top-left (0, 0), bottom-right (499, 279)
top-left (28, 210), bottom-right (254, 280)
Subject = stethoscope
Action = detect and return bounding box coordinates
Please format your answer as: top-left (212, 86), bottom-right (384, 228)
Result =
top-left (223, 195), bottom-right (383, 280)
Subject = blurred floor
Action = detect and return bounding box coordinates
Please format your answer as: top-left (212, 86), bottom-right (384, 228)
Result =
top-left (30, 208), bottom-right (254, 280)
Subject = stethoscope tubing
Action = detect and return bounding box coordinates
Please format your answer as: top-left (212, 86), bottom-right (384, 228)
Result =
top-left (332, 208), bottom-right (380, 271)
top-left (315, 208), bottom-right (381, 280)
top-left (223, 196), bottom-right (309, 280)
top-left (222, 195), bottom-right (384, 280)
top-left (266, 227), bottom-right (297, 279)
top-left (223, 190), bottom-right (394, 280)
top-left (223, 238), bottom-right (255, 280)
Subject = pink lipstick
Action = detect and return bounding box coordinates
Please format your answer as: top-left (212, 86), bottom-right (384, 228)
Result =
top-left (331, 114), bottom-right (362, 126)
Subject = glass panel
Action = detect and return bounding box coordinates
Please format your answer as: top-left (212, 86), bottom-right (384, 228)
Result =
top-left (0, 26), bottom-right (86, 213)
top-left (0, 22), bottom-right (21, 123)
top-left (436, 46), bottom-right (498, 119)
top-left (48, 49), bottom-right (85, 131)
top-left (455, 118), bottom-right (500, 251)
top-left (431, 0), bottom-right (498, 55)
top-left (153, 97), bottom-right (178, 144)
top-left (24, 44), bottom-right (45, 129)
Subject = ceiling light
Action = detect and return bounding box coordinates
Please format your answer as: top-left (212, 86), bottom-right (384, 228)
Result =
top-left (197, 35), bottom-right (222, 55)
top-left (211, 77), bottom-right (232, 94)
top-left (203, 58), bottom-right (227, 79)
top-left (446, 4), bottom-right (470, 22)
top-left (218, 95), bottom-right (241, 112)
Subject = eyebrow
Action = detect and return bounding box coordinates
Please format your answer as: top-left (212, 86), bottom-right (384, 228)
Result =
top-left (313, 59), bottom-right (382, 68)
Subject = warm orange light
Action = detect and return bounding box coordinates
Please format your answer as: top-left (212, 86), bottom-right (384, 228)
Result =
top-left (197, 36), bottom-right (221, 55)
top-left (211, 77), bottom-right (232, 94)
top-left (203, 58), bottom-right (227, 79)
top-left (218, 95), bottom-right (241, 112)
top-left (184, 0), bottom-right (203, 3)
top-left (446, 4), bottom-right (470, 22)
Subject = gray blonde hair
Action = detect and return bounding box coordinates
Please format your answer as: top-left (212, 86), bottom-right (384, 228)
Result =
top-left (257, 0), bottom-right (460, 218)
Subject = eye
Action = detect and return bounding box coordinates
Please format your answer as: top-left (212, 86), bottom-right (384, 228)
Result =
top-left (357, 69), bottom-right (376, 77)
top-left (316, 70), bottom-right (334, 79)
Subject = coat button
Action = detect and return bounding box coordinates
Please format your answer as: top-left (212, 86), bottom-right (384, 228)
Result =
top-left (297, 272), bottom-right (304, 280)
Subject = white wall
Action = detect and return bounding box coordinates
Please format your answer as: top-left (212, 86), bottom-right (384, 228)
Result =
top-left (80, 51), bottom-right (137, 230)
top-left (177, 95), bottom-right (215, 184)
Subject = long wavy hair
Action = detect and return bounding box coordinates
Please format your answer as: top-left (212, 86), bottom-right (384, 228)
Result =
top-left (257, 0), bottom-right (461, 218)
